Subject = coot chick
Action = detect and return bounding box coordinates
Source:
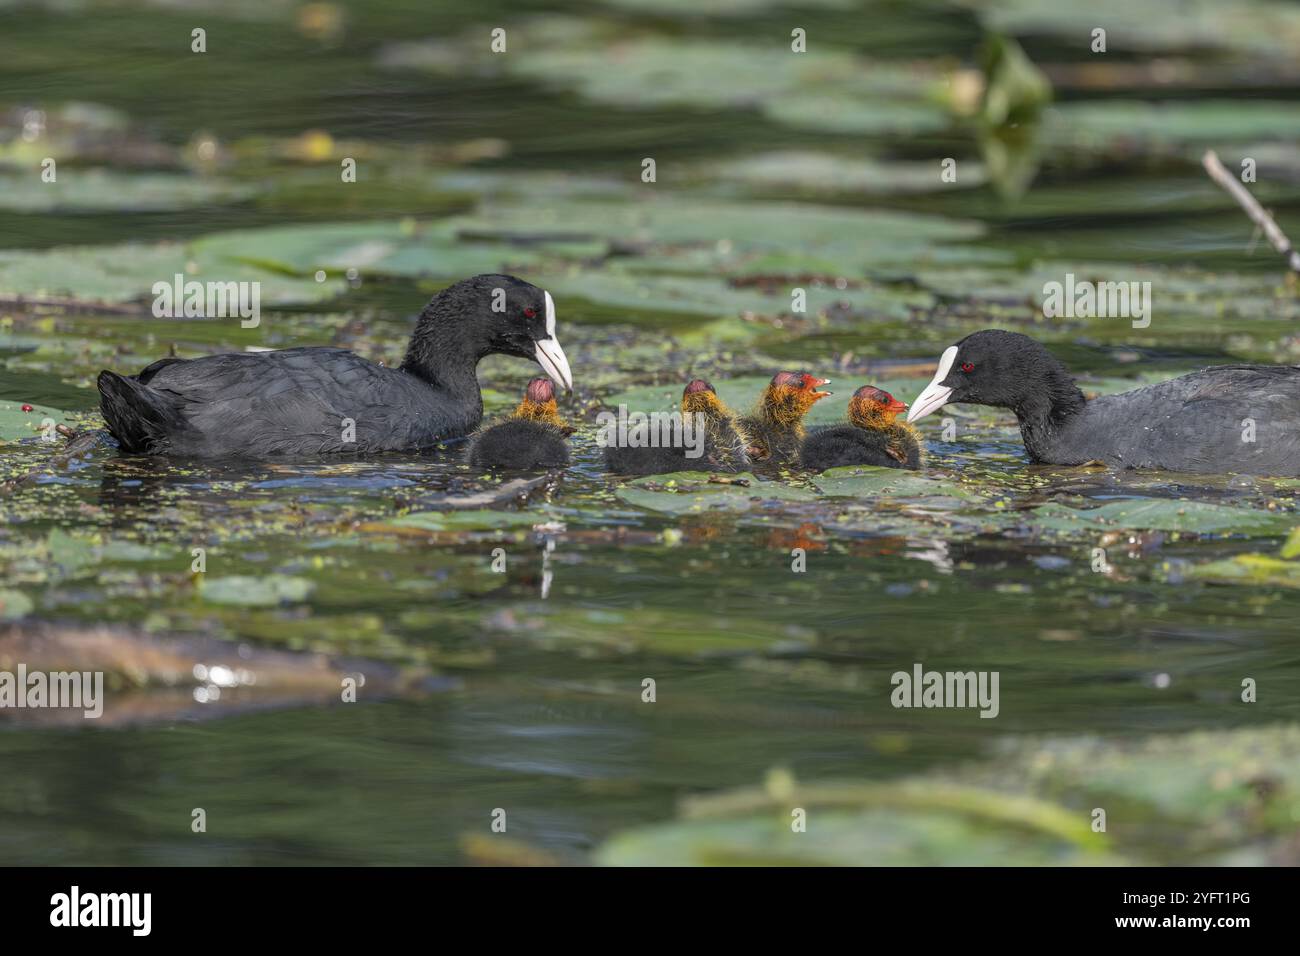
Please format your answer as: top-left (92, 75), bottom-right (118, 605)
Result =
top-left (908, 329), bottom-right (1300, 476)
top-left (467, 377), bottom-right (571, 469)
top-left (801, 386), bottom-right (922, 471)
top-left (681, 379), bottom-right (751, 472)
top-left (602, 443), bottom-right (689, 476)
top-left (97, 274), bottom-right (573, 458)
top-left (603, 379), bottom-right (751, 475)
top-left (739, 371), bottom-right (832, 465)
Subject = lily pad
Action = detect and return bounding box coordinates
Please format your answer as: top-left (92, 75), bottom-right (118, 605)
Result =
top-left (706, 150), bottom-right (987, 196)
top-left (974, 726), bottom-right (1300, 847)
top-left (599, 725), bottom-right (1300, 865)
top-left (457, 196), bottom-right (984, 256)
top-left (198, 575), bottom-right (316, 607)
top-left (963, 0), bottom-right (1300, 59)
top-left (1029, 498), bottom-right (1295, 537)
top-left (0, 589), bottom-right (34, 620)
top-left (598, 805), bottom-right (1106, 866)
top-left (190, 220), bottom-right (549, 280)
top-left (382, 509), bottom-right (545, 532)
top-left (813, 466), bottom-right (985, 502)
top-left (616, 472), bottom-right (818, 515)
top-left (763, 93), bottom-right (951, 136)
top-left (1049, 101), bottom-right (1300, 152)
top-left (0, 170), bottom-right (254, 213)
top-left (0, 399), bottom-right (71, 442)
top-left (0, 242), bottom-right (341, 305)
top-left (1184, 526), bottom-right (1300, 586)
top-left (1186, 552), bottom-right (1300, 587)
top-left (512, 40), bottom-right (950, 118)
top-left (490, 601), bottom-right (814, 657)
top-left (600, 0), bottom-right (855, 13)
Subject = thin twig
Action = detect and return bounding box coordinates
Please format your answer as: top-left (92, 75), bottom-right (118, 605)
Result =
top-left (1202, 150), bottom-right (1300, 273)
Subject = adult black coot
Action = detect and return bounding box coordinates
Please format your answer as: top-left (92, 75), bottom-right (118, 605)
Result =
top-left (801, 385), bottom-right (922, 472)
top-left (97, 274), bottom-right (573, 458)
top-left (466, 377), bottom-right (572, 469)
top-left (908, 329), bottom-right (1300, 476)
top-left (738, 371), bottom-right (832, 465)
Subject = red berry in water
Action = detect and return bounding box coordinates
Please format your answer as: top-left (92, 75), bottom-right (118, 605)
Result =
top-left (21, 404), bottom-right (33, 412)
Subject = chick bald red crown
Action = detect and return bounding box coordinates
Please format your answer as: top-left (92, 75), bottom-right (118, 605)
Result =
top-left (514, 375), bottom-right (570, 432)
top-left (525, 376), bottom-right (556, 404)
top-left (852, 385), bottom-right (907, 414)
top-left (772, 370), bottom-right (833, 399)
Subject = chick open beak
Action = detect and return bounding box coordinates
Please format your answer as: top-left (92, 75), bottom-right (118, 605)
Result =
top-left (534, 291), bottom-right (573, 392)
top-left (805, 376), bottom-right (833, 400)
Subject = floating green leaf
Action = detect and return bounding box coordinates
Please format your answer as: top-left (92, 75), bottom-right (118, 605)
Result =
top-left (0, 400), bottom-right (70, 443)
top-left (1030, 498), bottom-right (1294, 537)
top-left (1186, 552), bottom-right (1300, 587)
top-left (0, 242), bottom-right (340, 305)
top-left (0, 589), bottom-right (34, 620)
top-left (383, 509), bottom-right (544, 532)
top-left (198, 575), bottom-right (316, 607)
top-left (814, 466), bottom-right (986, 502)
top-left (0, 170), bottom-right (254, 213)
top-left (617, 471), bottom-right (818, 515)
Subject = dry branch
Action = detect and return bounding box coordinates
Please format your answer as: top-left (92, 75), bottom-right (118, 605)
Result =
top-left (1202, 150), bottom-right (1300, 273)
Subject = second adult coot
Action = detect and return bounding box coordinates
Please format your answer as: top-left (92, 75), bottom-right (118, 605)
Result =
top-left (909, 329), bottom-right (1300, 476)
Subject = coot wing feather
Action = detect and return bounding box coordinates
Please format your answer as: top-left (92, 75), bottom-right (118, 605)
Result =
top-left (800, 424), bottom-right (905, 471)
top-left (1071, 365), bottom-right (1300, 474)
top-left (141, 348), bottom-right (459, 456)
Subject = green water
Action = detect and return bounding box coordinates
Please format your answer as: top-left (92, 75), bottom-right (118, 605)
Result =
top-left (2, 0), bottom-right (1299, 865)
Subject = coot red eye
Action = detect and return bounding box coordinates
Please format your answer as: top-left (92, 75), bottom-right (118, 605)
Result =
top-left (961, 362), bottom-right (974, 373)
top-left (523, 307), bottom-right (537, 319)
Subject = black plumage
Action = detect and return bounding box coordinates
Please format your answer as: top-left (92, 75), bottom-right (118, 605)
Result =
top-left (738, 371), bottom-right (831, 466)
top-left (800, 385), bottom-right (921, 471)
top-left (97, 275), bottom-right (573, 459)
top-left (801, 424), bottom-right (919, 471)
top-left (602, 444), bottom-right (691, 475)
top-left (908, 330), bottom-right (1300, 476)
top-left (466, 419), bottom-right (569, 469)
top-left (465, 377), bottom-right (571, 469)
top-left (602, 379), bottom-right (751, 475)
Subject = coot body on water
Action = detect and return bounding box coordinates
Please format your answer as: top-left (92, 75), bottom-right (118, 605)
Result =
top-left (97, 275), bottom-right (572, 458)
top-left (909, 329), bottom-right (1300, 476)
